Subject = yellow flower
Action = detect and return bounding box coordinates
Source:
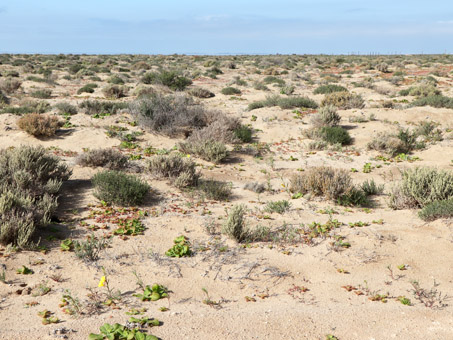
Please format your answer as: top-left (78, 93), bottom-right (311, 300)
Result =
top-left (187, 154), bottom-right (191, 158)
top-left (98, 276), bottom-right (106, 287)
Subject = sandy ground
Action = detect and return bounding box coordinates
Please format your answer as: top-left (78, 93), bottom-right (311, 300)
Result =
top-left (0, 55), bottom-right (453, 340)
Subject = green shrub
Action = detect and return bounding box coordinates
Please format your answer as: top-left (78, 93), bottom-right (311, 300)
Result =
top-left (399, 84), bottom-right (440, 97)
top-left (54, 102), bottom-right (77, 115)
top-left (148, 154), bottom-right (199, 188)
top-left (102, 85), bottom-right (128, 99)
top-left (234, 125), bottom-right (253, 143)
top-left (264, 200), bottom-right (291, 214)
top-left (419, 199), bottom-right (453, 221)
top-left (337, 187), bottom-right (369, 207)
top-left (179, 140), bottom-right (228, 163)
top-left (248, 95), bottom-right (318, 111)
top-left (141, 71), bottom-right (192, 91)
top-left (79, 100), bottom-right (127, 115)
top-left (197, 179), bottom-right (232, 201)
top-left (30, 89), bottom-right (52, 99)
top-left (188, 87), bottom-right (215, 98)
top-left (263, 76), bottom-right (285, 86)
top-left (0, 146), bottom-right (71, 247)
top-left (318, 126), bottom-right (352, 145)
top-left (321, 91), bottom-right (364, 109)
top-left (361, 179), bottom-right (384, 196)
top-left (389, 167), bottom-right (453, 209)
top-left (17, 114), bottom-right (63, 137)
top-left (91, 171), bottom-right (149, 206)
top-left (1, 101), bottom-right (50, 115)
top-left (0, 90), bottom-right (9, 105)
top-left (411, 95), bottom-right (453, 109)
top-left (367, 133), bottom-right (408, 156)
top-left (107, 75), bottom-right (125, 85)
top-left (221, 87), bottom-right (241, 95)
top-left (313, 84), bottom-right (347, 94)
top-left (290, 166), bottom-right (352, 200)
top-left (77, 83), bottom-right (98, 94)
top-left (280, 85), bottom-right (295, 95)
top-left (0, 78), bottom-right (22, 94)
top-left (222, 204), bottom-right (249, 242)
top-left (77, 149), bottom-right (128, 170)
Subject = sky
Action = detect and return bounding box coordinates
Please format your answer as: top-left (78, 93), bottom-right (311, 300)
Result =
top-left (0, 0), bottom-right (453, 55)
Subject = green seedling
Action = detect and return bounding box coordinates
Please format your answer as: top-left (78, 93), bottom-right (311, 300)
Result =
top-left (16, 266), bottom-right (33, 275)
top-left (397, 296), bottom-right (412, 306)
top-left (126, 308), bottom-right (147, 315)
top-left (372, 219), bottom-right (384, 224)
top-left (291, 192), bottom-right (303, 199)
top-left (350, 168), bottom-right (358, 173)
top-left (369, 294), bottom-right (388, 303)
top-left (348, 221), bottom-right (370, 227)
top-left (60, 239), bottom-right (74, 251)
top-left (202, 288), bottom-right (221, 308)
top-left (128, 317), bottom-right (160, 327)
top-left (398, 264), bottom-right (409, 270)
top-left (89, 323), bottom-right (158, 340)
top-left (113, 219), bottom-right (145, 236)
top-left (165, 236), bottom-right (191, 257)
top-left (363, 163), bottom-right (373, 173)
top-left (326, 335), bottom-right (339, 340)
top-left (134, 284), bottom-right (168, 302)
top-left (159, 307), bottom-right (169, 312)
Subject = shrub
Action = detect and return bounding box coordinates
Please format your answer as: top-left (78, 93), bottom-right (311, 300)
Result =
top-left (30, 89), bottom-right (52, 99)
top-left (188, 87), bottom-right (215, 98)
top-left (280, 85), bottom-right (295, 95)
top-left (91, 170), bottom-right (149, 206)
top-left (179, 140), bottom-right (228, 163)
top-left (419, 199), bottom-right (453, 221)
top-left (221, 87), bottom-right (241, 95)
top-left (234, 125), bottom-right (253, 143)
top-left (376, 62), bottom-right (389, 73)
top-left (197, 179), bottom-right (232, 201)
top-left (1, 101), bottom-right (50, 115)
top-left (77, 83), bottom-right (97, 94)
top-left (367, 133), bottom-right (408, 156)
top-left (107, 75), bottom-right (125, 85)
top-left (290, 166), bottom-right (352, 200)
top-left (54, 102), bottom-right (77, 115)
top-left (263, 76), bottom-right (285, 86)
top-left (318, 126), bottom-right (352, 145)
top-left (0, 146), bottom-right (71, 247)
top-left (0, 78), bottom-right (22, 94)
top-left (337, 187), bottom-right (369, 207)
top-left (148, 154), bottom-right (199, 188)
top-left (141, 70), bottom-right (192, 91)
top-left (399, 84), bottom-right (440, 97)
top-left (310, 105), bottom-right (341, 127)
top-left (389, 167), bottom-right (453, 209)
top-left (222, 204), bottom-right (249, 242)
top-left (79, 100), bottom-right (127, 115)
top-left (102, 85), bottom-right (128, 99)
top-left (411, 95), bottom-right (453, 109)
top-left (321, 92), bottom-right (365, 109)
top-left (0, 90), bottom-right (9, 105)
top-left (77, 149), bottom-right (128, 170)
top-left (244, 182), bottom-right (265, 193)
top-left (248, 95), bottom-right (318, 111)
top-left (361, 179), bottom-right (384, 196)
top-left (313, 84), bottom-right (347, 94)
top-left (264, 200), bottom-right (291, 214)
top-left (17, 114), bottom-right (63, 137)
top-left (128, 93), bottom-right (208, 136)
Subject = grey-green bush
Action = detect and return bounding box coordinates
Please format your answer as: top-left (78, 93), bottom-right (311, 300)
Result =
top-left (148, 154), bottom-right (199, 188)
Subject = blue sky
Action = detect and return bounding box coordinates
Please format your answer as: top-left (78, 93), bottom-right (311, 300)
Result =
top-left (1, 0), bottom-right (452, 54)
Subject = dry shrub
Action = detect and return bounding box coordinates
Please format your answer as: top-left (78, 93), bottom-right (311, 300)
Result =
top-left (102, 85), bottom-right (128, 99)
top-left (321, 91), bottom-right (365, 109)
top-left (290, 166), bottom-right (352, 200)
top-left (76, 148), bottom-right (128, 170)
top-left (0, 78), bottom-right (22, 94)
top-left (310, 105), bottom-right (341, 128)
top-left (188, 87), bottom-right (215, 98)
top-left (179, 140), bottom-right (228, 163)
top-left (148, 154), bottom-right (199, 188)
top-left (367, 133), bottom-right (408, 156)
top-left (17, 114), bottom-right (63, 137)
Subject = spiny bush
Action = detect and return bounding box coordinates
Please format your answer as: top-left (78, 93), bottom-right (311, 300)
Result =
top-left (141, 70), bottom-right (192, 91)
top-left (321, 91), bottom-right (364, 109)
top-left (389, 167), bottom-right (453, 209)
top-left (187, 114), bottom-right (241, 144)
top-left (411, 95), bottom-right (453, 109)
top-left (91, 170), bottom-right (149, 206)
top-left (30, 89), bottom-right (52, 99)
top-left (179, 140), bottom-right (228, 163)
top-left (148, 154), bottom-right (199, 188)
top-left (54, 102), bottom-right (77, 115)
top-left (221, 87), bottom-right (241, 95)
top-left (77, 83), bottom-right (97, 94)
top-left (197, 179), bottom-right (232, 201)
top-left (318, 126), bottom-right (352, 145)
top-left (290, 166), bottom-right (353, 200)
top-left (77, 149), bottom-right (128, 170)
top-left (376, 62), bottom-right (389, 73)
top-left (222, 204), bottom-right (249, 242)
top-left (128, 93), bottom-right (208, 136)
top-left (418, 199), bottom-right (453, 221)
top-left (102, 85), bottom-right (128, 99)
top-left (79, 100), bottom-right (127, 115)
top-left (0, 146), bottom-right (71, 247)
top-left (313, 84), bottom-right (347, 94)
top-left (248, 95), bottom-right (318, 111)
top-left (17, 114), bottom-right (63, 137)
top-left (188, 87), bottom-right (215, 98)
top-left (310, 105), bottom-right (341, 128)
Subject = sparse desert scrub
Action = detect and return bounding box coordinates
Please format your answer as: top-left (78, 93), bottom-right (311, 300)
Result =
top-left (313, 84), bottom-right (347, 94)
top-left (91, 170), bottom-right (150, 206)
top-left (54, 102), bottom-right (77, 115)
top-left (179, 139), bottom-right (228, 163)
top-left (17, 113), bottom-right (63, 137)
top-left (0, 90), bottom-right (9, 105)
top-left (148, 154), bottom-right (199, 188)
top-left (222, 204), bottom-right (250, 242)
top-left (418, 199), bottom-right (453, 221)
top-left (30, 89), bottom-right (52, 99)
top-left (389, 167), bottom-right (453, 209)
top-left (141, 70), bottom-right (192, 91)
top-left (102, 84), bottom-right (128, 99)
top-left (0, 78), bottom-right (22, 94)
top-left (79, 100), bottom-right (127, 115)
top-left (321, 91), bottom-right (364, 109)
top-left (411, 95), bottom-right (453, 109)
top-left (188, 87), bottom-right (215, 98)
top-left (77, 148), bottom-right (128, 170)
top-left (0, 145), bottom-right (71, 247)
top-left (77, 83), bottom-right (98, 94)
top-left (221, 86), bottom-right (241, 95)
top-left (197, 179), bottom-right (232, 201)
top-left (248, 94), bottom-right (318, 111)
top-left (399, 84), bottom-right (440, 97)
